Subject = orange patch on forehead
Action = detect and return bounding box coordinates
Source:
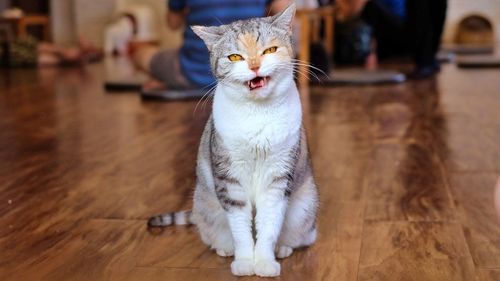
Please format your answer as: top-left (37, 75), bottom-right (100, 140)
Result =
top-left (238, 33), bottom-right (260, 56)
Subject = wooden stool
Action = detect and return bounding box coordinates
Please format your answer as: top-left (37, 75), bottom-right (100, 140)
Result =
top-left (0, 14), bottom-right (51, 41)
top-left (296, 6), bottom-right (335, 90)
top-left (295, 6), bottom-right (335, 132)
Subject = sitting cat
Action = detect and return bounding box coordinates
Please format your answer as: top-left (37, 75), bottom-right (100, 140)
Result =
top-left (148, 4), bottom-right (318, 277)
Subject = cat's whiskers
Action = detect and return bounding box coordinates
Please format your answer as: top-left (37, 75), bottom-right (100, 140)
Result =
top-left (199, 84), bottom-right (218, 112)
top-left (288, 62), bottom-right (328, 81)
top-left (273, 63), bottom-right (321, 82)
top-left (194, 73), bottom-right (251, 115)
top-left (286, 61), bottom-right (330, 83)
top-left (193, 81), bottom-right (218, 116)
top-left (280, 59), bottom-right (329, 81)
top-left (290, 58), bottom-right (330, 78)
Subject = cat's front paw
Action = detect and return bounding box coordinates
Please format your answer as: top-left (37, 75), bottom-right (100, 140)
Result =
top-left (215, 248), bottom-right (234, 257)
top-left (254, 259), bottom-right (280, 277)
top-left (231, 259), bottom-right (254, 276)
top-left (276, 245), bottom-right (293, 259)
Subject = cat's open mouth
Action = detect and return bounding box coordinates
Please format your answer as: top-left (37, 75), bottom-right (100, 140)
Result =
top-left (248, 76), bottom-right (269, 91)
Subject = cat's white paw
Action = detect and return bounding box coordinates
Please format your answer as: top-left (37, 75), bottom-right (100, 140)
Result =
top-left (276, 245), bottom-right (293, 259)
top-left (231, 259), bottom-right (254, 276)
top-left (254, 259), bottom-right (281, 277)
top-left (215, 248), bottom-right (234, 257)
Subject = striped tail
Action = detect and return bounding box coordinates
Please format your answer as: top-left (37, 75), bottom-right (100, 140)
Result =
top-left (147, 210), bottom-right (193, 227)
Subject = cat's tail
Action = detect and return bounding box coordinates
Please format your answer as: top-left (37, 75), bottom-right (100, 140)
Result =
top-left (147, 210), bottom-right (193, 227)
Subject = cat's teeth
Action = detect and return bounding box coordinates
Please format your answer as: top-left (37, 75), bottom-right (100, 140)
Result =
top-left (248, 76), bottom-right (268, 90)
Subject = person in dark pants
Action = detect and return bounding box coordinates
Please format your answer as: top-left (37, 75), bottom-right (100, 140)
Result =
top-left (0, 35), bottom-right (102, 67)
top-left (406, 0), bottom-right (447, 78)
top-left (357, 0), bottom-right (447, 78)
top-left (360, 0), bottom-right (407, 60)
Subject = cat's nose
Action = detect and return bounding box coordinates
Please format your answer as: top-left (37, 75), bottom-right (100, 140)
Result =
top-left (251, 67), bottom-right (260, 74)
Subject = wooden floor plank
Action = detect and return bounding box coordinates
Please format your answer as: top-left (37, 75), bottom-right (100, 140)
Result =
top-left (477, 269), bottom-right (500, 281)
top-left (358, 221), bottom-right (476, 281)
top-left (363, 143), bottom-right (456, 222)
top-left (449, 173), bottom-right (500, 269)
top-left (124, 267), bottom-right (236, 281)
top-left (1, 220), bottom-right (145, 281)
top-left (447, 115), bottom-right (500, 172)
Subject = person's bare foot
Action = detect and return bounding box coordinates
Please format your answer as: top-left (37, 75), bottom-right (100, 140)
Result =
top-left (78, 37), bottom-right (103, 63)
top-left (143, 79), bottom-right (166, 91)
top-left (128, 41), bottom-right (159, 54)
top-left (59, 47), bottom-right (84, 64)
top-left (364, 52), bottom-right (378, 70)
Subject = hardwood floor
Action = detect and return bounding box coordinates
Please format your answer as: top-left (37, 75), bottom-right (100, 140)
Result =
top-left (0, 63), bottom-right (499, 280)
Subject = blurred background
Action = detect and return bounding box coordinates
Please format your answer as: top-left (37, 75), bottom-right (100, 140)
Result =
top-left (1, 0), bottom-right (498, 49)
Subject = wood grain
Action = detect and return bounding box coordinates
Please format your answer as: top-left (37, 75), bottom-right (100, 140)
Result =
top-left (0, 62), bottom-right (500, 280)
top-left (477, 269), bottom-right (500, 281)
top-left (358, 221), bottom-right (476, 281)
top-left (449, 173), bottom-right (500, 268)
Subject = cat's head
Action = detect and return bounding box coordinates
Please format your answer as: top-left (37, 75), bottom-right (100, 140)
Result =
top-left (192, 4), bottom-right (296, 100)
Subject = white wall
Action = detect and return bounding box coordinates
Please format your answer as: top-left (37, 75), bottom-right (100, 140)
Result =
top-left (443, 0), bottom-right (500, 43)
top-left (73, 0), bottom-right (115, 47)
top-left (50, 0), bottom-right (76, 45)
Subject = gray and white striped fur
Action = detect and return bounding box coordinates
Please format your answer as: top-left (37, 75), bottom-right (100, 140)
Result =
top-left (149, 4), bottom-right (318, 277)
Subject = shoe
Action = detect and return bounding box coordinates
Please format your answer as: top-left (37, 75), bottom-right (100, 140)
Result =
top-left (432, 61), bottom-right (441, 72)
top-left (407, 65), bottom-right (438, 80)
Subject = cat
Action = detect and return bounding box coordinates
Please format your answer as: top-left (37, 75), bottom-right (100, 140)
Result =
top-left (148, 4), bottom-right (318, 277)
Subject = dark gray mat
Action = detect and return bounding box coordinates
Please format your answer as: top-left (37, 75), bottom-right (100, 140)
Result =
top-left (316, 69), bottom-right (406, 85)
top-left (457, 56), bottom-right (500, 68)
top-left (441, 44), bottom-right (494, 55)
top-left (141, 88), bottom-right (207, 101)
top-left (104, 79), bottom-right (145, 91)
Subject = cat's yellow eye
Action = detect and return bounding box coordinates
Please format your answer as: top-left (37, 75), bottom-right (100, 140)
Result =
top-left (228, 54), bottom-right (244, 62)
top-left (263, 46), bottom-right (278, 55)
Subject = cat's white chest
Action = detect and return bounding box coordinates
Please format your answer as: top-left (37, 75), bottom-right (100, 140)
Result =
top-left (213, 90), bottom-right (301, 158)
top-left (223, 126), bottom-right (299, 202)
top-left (213, 88), bottom-right (301, 202)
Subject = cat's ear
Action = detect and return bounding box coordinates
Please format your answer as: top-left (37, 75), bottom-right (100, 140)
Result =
top-left (191, 25), bottom-right (222, 50)
top-left (271, 3), bottom-right (296, 33)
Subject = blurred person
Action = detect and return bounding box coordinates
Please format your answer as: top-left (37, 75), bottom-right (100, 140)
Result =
top-left (132, 0), bottom-right (292, 91)
top-left (336, 0), bottom-right (447, 78)
top-left (0, 35), bottom-right (102, 67)
top-left (406, 0), bottom-right (447, 78)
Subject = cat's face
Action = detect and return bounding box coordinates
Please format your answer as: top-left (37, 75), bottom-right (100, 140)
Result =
top-left (193, 4), bottom-right (296, 101)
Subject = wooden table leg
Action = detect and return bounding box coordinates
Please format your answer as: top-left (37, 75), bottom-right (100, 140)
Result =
top-left (43, 21), bottom-right (51, 41)
top-left (298, 13), bottom-right (310, 90)
top-left (324, 12), bottom-right (334, 59)
top-left (17, 18), bottom-right (26, 37)
top-left (297, 13), bottom-right (311, 131)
